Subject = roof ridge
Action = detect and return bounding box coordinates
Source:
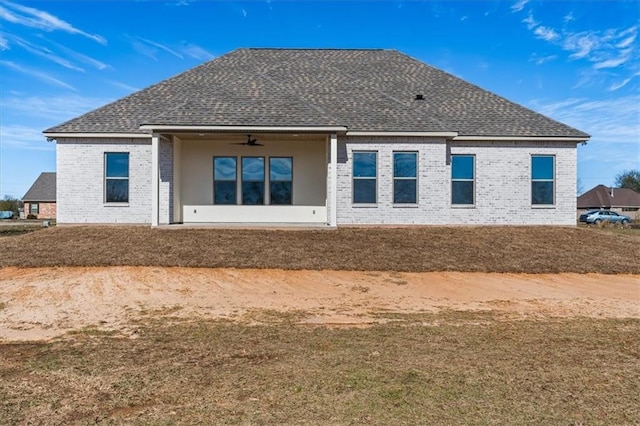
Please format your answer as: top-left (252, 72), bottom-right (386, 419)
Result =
top-left (244, 47), bottom-right (388, 51)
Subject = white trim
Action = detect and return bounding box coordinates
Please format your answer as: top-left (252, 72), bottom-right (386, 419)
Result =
top-left (139, 125), bottom-right (348, 133)
top-left (347, 131), bottom-right (458, 137)
top-left (329, 133), bottom-right (338, 227)
top-left (44, 132), bottom-right (150, 139)
top-left (151, 134), bottom-right (159, 227)
top-left (452, 135), bottom-right (589, 142)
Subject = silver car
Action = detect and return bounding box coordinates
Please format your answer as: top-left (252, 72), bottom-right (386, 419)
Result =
top-left (579, 210), bottom-right (632, 225)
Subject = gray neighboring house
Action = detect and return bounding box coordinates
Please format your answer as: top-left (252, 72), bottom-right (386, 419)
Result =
top-left (44, 48), bottom-right (590, 226)
top-left (578, 185), bottom-right (640, 220)
top-left (23, 172), bottom-right (57, 219)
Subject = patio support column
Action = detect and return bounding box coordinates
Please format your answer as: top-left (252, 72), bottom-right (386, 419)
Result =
top-left (151, 133), bottom-right (159, 227)
top-left (329, 133), bottom-right (338, 227)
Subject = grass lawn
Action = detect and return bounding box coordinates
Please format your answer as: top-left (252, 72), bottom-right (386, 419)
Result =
top-left (1, 225), bottom-right (639, 273)
top-left (2, 226), bottom-right (638, 424)
top-left (1, 312), bottom-right (638, 425)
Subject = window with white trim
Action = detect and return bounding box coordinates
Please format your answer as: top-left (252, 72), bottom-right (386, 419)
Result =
top-left (451, 154), bottom-right (475, 205)
top-left (30, 203), bottom-right (39, 214)
top-left (105, 152), bottom-right (129, 203)
top-left (393, 152), bottom-right (417, 204)
top-left (353, 151), bottom-right (377, 204)
top-left (531, 155), bottom-right (555, 205)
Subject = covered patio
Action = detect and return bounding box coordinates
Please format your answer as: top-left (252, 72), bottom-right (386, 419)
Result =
top-left (148, 127), bottom-right (344, 226)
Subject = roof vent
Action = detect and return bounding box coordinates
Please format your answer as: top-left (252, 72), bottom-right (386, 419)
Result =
top-left (415, 94), bottom-right (424, 101)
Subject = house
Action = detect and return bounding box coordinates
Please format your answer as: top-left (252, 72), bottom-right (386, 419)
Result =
top-left (578, 185), bottom-right (640, 220)
top-left (44, 48), bottom-right (589, 226)
top-left (22, 172), bottom-right (57, 219)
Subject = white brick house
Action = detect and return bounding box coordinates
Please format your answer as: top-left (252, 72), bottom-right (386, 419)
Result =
top-left (44, 48), bottom-right (589, 226)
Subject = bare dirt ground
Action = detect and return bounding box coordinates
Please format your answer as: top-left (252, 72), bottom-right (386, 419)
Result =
top-left (1, 267), bottom-right (638, 341)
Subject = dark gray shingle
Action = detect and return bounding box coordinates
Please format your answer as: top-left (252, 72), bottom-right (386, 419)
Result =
top-left (45, 48), bottom-right (589, 138)
top-left (23, 172), bottom-right (56, 202)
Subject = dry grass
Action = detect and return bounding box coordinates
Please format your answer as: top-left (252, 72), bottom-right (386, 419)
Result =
top-left (1, 312), bottom-right (638, 425)
top-left (1, 226), bottom-right (638, 273)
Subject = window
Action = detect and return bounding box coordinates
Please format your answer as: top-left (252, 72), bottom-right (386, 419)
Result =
top-left (270, 157), bottom-right (293, 205)
top-left (353, 152), bottom-right (377, 204)
top-left (531, 155), bottom-right (554, 205)
top-left (213, 157), bottom-right (237, 204)
top-left (393, 152), bottom-right (417, 204)
top-left (105, 152), bottom-right (129, 203)
top-left (622, 207), bottom-right (639, 212)
top-left (30, 203), bottom-right (39, 214)
top-left (242, 157), bottom-right (265, 205)
top-left (451, 155), bottom-right (475, 205)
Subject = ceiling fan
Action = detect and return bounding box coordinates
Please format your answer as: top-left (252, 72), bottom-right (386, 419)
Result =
top-left (231, 134), bottom-right (263, 146)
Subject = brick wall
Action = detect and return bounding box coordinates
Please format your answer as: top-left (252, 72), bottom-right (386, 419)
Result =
top-left (159, 136), bottom-right (173, 224)
top-left (336, 136), bottom-right (577, 225)
top-left (56, 138), bottom-right (152, 224)
top-left (24, 202), bottom-right (56, 219)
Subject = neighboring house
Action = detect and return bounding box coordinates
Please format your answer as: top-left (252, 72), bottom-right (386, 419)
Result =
top-left (23, 172), bottom-right (57, 219)
top-left (578, 185), bottom-right (640, 220)
top-left (44, 48), bottom-right (590, 226)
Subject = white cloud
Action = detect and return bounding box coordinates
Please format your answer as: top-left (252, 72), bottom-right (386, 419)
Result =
top-left (0, 0), bottom-right (106, 45)
top-left (593, 48), bottom-right (632, 69)
top-left (0, 33), bottom-right (8, 49)
top-left (562, 32), bottom-right (599, 59)
top-left (137, 37), bottom-right (183, 59)
top-left (0, 124), bottom-right (54, 151)
top-left (108, 80), bottom-right (140, 93)
top-left (516, 7), bottom-right (639, 88)
top-left (0, 60), bottom-right (76, 91)
top-left (7, 34), bottom-right (84, 72)
top-left (563, 12), bottom-right (574, 24)
top-left (530, 54), bottom-right (557, 65)
top-left (609, 72), bottom-right (640, 91)
top-left (616, 34), bottom-right (636, 49)
top-left (181, 43), bottom-right (214, 60)
top-left (0, 95), bottom-right (110, 120)
top-left (534, 26), bottom-right (559, 42)
top-left (46, 40), bottom-right (110, 71)
top-left (511, 0), bottom-right (529, 13)
top-left (128, 35), bottom-right (185, 61)
top-left (522, 12), bottom-right (537, 30)
top-left (532, 95), bottom-right (640, 145)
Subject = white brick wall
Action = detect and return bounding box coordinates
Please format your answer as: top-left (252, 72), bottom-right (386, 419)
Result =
top-left (336, 136), bottom-right (577, 225)
top-left (56, 138), bottom-right (153, 224)
top-left (56, 135), bottom-right (577, 226)
top-left (159, 136), bottom-right (173, 225)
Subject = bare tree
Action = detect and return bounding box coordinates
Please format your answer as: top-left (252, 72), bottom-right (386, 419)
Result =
top-left (614, 169), bottom-right (640, 192)
top-left (576, 178), bottom-right (584, 196)
top-left (0, 195), bottom-right (22, 216)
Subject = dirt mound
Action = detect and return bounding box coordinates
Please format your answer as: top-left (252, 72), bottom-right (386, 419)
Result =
top-left (1, 267), bottom-right (638, 341)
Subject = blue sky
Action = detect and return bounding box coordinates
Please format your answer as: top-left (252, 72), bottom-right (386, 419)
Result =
top-left (1, 0), bottom-right (638, 198)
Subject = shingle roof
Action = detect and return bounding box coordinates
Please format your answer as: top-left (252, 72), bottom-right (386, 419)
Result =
top-left (23, 172), bottom-right (56, 202)
top-left (578, 185), bottom-right (640, 209)
top-left (45, 48), bottom-right (589, 138)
